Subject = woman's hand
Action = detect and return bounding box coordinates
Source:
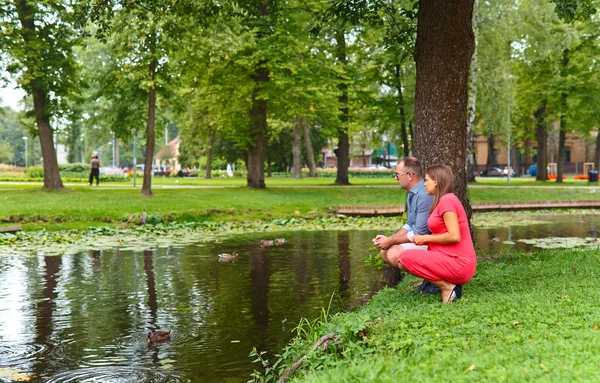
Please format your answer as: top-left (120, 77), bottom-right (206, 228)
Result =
top-left (413, 235), bottom-right (428, 246)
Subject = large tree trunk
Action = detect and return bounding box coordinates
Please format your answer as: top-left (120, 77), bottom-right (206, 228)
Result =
top-left (141, 56), bottom-right (157, 196)
top-left (394, 64), bottom-right (410, 156)
top-left (535, 101), bottom-right (548, 181)
top-left (247, 65), bottom-right (268, 188)
top-left (303, 120), bottom-right (317, 177)
top-left (17, 0), bottom-right (63, 189)
top-left (465, 12), bottom-right (479, 183)
top-left (246, 5), bottom-right (270, 189)
top-left (412, 0), bottom-right (475, 216)
top-left (292, 116), bottom-right (303, 179)
top-left (335, 28), bottom-right (350, 185)
top-left (205, 127), bottom-right (215, 179)
top-left (486, 134), bottom-right (495, 174)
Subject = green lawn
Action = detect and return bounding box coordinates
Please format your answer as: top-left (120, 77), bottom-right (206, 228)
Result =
top-left (0, 177), bottom-right (599, 230)
top-left (267, 249), bottom-right (600, 382)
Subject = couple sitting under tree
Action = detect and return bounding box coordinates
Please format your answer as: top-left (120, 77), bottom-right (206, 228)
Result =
top-left (372, 157), bottom-right (476, 304)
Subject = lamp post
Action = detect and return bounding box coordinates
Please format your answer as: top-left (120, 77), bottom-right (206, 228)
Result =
top-left (22, 136), bottom-right (28, 167)
top-left (506, 75), bottom-right (512, 186)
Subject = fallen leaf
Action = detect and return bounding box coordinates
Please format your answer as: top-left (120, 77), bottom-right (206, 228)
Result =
top-left (294, 210), bottom-right (300, 215)
top-left (466, 364), bottom-right (475, 371)
top-left (540, 363), bottom-right (547, 370)
top-left (0, 369), bottom-right (19, 378)
top-left (8, 373), bottom-right (33, 381)
top-left (513, 320), bottom-right (520, 325)
top-left (593, 323), bottom-right (599, 330)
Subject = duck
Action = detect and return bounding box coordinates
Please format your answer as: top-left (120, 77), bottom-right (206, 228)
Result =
top-left (218, 252), bottom-right (237, 262)
top-left (147, 329), bottom-right (171, 343)
top-left (260, 240), bottom-right (274, 247)
top-left (274, 238), bottom-right (286, 245)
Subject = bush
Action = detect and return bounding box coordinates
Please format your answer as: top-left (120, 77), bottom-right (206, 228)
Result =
top-left (267, 168), bottom-right (394, 178)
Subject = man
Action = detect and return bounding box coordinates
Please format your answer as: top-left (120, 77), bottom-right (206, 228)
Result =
top-left (89, 154), bottom-right (101, 186)
top-left (372, 157), bottom-right (440, 295)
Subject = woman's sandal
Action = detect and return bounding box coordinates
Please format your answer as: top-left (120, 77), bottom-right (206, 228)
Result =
top-left (444, 285), bottom-right (463, 304)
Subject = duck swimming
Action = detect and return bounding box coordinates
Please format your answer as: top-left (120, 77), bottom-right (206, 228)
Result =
top-left (274, 238), bottom-right (286, 245)
top-left (260, 240), bottom-right (274, 247)
top-left (147, 329), bottom-right (171, 343)
top-left (218, 252), bottom-right (237, 262)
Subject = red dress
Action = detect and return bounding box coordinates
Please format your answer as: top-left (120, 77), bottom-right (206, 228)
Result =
top-left (398, 193), bottom-right (477, 285)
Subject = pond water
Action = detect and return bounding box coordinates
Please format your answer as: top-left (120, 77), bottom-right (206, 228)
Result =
top-left (0, 231), bottom-right (399, 383)
top-left (1, 214), bottom-right (599, 382)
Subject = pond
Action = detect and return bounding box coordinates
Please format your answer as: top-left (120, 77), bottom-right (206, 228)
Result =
top-left (0, 231), bottom-right (399, 383)
top-left (1, 214), bottom-right (599, 382)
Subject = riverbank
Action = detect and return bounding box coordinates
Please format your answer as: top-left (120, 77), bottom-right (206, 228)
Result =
top-left (0, 183), bottom-right (599, 231)
top-left (262, 248), bottom-right (600, 382)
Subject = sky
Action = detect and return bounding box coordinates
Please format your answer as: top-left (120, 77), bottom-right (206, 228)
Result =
top-left (0, 74), bottom-right (26, 110)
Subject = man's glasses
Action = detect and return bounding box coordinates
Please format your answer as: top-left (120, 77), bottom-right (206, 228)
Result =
top-left (394, 172), bottom-right (412, 180)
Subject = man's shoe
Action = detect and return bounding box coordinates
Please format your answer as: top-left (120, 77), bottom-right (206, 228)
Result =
top-left (419, 280), bottom-right (441, 295)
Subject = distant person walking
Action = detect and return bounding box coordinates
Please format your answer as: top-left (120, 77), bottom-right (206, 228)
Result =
top-left (89, 154), bottom-right (101, 186)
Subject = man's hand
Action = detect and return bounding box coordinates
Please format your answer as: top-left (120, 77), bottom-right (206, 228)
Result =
top-left (372, 234), bottom-right (393, 250)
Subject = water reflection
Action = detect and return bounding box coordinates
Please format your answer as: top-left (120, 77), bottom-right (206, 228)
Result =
top-left (0, 231), bottom-right (390, 383)
top-left (3, 217), bottom-right (595, 382)
top-left (475, 214), bottom-right (600, 252)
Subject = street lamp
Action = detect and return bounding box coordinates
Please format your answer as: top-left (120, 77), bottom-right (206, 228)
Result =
top-left (22, 136), bottom-right (28, 167)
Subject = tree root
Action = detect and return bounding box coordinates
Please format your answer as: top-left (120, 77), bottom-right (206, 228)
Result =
top-left (277, 333), bottom-right (338, 383)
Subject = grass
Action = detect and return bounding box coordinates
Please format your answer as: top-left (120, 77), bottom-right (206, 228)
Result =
top-left (0, 177), bottom-right (599, 230)
top-left (263, 249), bottom-right (600, 382)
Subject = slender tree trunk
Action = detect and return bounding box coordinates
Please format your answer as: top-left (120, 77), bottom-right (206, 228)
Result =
top-left (594, 132), bottom-right (600, 173)
top-left (17, 0), bottom-right (63, 189)
top-left (412, 0), bottom-right (475, 216)
top-left (141, 55), bottom-right (157, 196)
top-left (408, 120), bottom-right (414, 146)
top-left (557, 49), bottom-right (569, 184)
top-left (303, 120), bottom-right (317, 177)
top-left (246, 4), bottom-right (270, 189)
top-left (205, 127), bottom-right (215, 179)
top-left (394, 64), bottom-right (409, 156)
top-left (335, 27), bottom-right (350, 185)
top-left (466, 7), bottom-right (479, 183)
top-left (486, 134), bottom-right (495, 173)
top-left (535, 101), bottom-right (548, 181)
top-left (292, 116), bottom-right (303, 179)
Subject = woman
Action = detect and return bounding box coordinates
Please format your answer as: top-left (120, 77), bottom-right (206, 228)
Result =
top-left (398, 165), bottom-right (477, 303)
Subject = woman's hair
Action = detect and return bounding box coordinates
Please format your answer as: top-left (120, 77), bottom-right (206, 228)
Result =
top-left (426, 165), bottom-right (455, 213)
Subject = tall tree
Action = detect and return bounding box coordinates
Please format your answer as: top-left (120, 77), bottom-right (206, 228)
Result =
top-left (1, 0), bottom-right (82, 188)
top-left (412, 0), bottom-right (475, 212)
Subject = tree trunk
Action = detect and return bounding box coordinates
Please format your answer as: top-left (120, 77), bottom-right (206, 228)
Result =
top-left (594, 131), bottom-right (600, 173)
top-left (141, 56), bottom-right (157, 196)
top-left (412, 0), bottom-right (475, 216)
top-left (486, 134), bottom-right (495, 174)
top-left (246, 4), bottom-right (270, 189)
top-left (557, 49), bottom-right (569, 184)
top-left (535, 101), bottom-right (548, 181)
top-left (303, 120), bottom-right (317, 177)
top-left (205, 128), bottom-right (215, 179)
top-left (557, 128), bottom-right (566, 183)
top-left (292, 116), bottom-right (303, 179)
top-left (394, 64), bottom-right (409, 156)
top-left (17, 0), bottom-right (63, 189)
top-left (465, 11), bottom-right (479, 183)
top-left (335, 27), bottom-right (350, 185)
